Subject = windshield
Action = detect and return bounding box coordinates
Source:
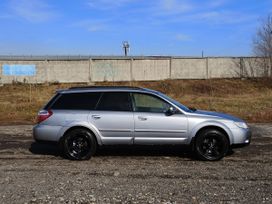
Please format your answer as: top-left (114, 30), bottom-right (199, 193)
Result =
top-left (156, 91), bottom-right (191, 112)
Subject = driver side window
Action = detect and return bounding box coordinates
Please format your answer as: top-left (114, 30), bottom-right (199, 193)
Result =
top-left (132, 93), bottom-right (170, 113)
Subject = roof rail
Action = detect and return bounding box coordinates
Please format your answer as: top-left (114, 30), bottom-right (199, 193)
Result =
top-left (69, 86), bottom-right (143, 90)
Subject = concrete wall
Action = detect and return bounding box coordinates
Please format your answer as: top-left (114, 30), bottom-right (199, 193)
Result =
top-left (208, 58), bottom-right (241, 78)
top-left (0, 60), bottom-right (89, 83)
top-left (0, 60), bottom-right (47, 84)
top-left (0, 56), bottom-right (265, 84)
top-left (132, 59), bottom-right (170, 81)
top-left (46, 60), bottom-right (89, 83)
top-left (171, 58), bottom-right (207, 79)
top-left (242, 57), bottom-right (269, 78)
top-left (91, 59), bottom-right (131, 82)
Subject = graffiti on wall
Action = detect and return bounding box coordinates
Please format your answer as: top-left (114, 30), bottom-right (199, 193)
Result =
top-left (2, 64), bottom-right (36, 76)
top-left (93, 61), bottom-right (119, 81)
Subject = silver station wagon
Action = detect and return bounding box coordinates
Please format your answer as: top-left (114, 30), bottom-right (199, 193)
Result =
top-left (33, 86), bottom-right (251, 161)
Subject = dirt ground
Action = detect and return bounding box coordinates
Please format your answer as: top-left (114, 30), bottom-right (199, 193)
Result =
top-left (0, 124), bottom-right (271, 204)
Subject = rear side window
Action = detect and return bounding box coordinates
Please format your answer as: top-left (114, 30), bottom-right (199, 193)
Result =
top-left (96, 92), bottom-right (132, 111)
top-left (51, 92), bottom-right (101, 110)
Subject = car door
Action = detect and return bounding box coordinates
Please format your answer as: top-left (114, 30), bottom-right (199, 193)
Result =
top-left (132, 92), bottom-right (188, 145)
top-left (89, 92), bottom-right (134, 145)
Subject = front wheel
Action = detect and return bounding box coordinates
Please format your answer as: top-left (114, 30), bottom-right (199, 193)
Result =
top-left (62, 128), bottom-right (96, 160)
top-left (194, 129), bottom-right (229, 161)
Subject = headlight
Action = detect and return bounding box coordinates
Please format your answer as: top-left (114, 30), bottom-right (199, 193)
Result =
top-left (234, 122), bottom-right (248, 129)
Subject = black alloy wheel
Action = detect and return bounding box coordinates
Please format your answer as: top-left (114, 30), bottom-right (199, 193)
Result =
top-left (194, 129), bottom-right (229, 161)
top-left (62, 128), bottom-right (96, 160)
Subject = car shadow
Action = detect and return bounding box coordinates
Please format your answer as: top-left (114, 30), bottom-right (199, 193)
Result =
top-left (29, 142), bottom-right (60, 156)
top-left (96, 145), bottom-right (192, 158)
top-left (29, 142), bottom-right (194, 159)
top-left (227, 149), bottom-right (235, 156)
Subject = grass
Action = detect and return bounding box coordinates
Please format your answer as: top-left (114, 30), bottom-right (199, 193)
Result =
top-left (0, 79), bottom-right (272, 125)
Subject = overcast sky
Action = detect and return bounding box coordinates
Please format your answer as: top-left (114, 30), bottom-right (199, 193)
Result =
top-left (0, 0), bottom-right (271, 56)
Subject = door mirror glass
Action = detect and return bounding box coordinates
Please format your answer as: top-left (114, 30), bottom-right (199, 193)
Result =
top-left (165, 106), bottom-right (177, 116)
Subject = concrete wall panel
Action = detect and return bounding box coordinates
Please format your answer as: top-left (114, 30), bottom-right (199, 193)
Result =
top-left (208, 58), bottom-right (240, 78)
top-left (0, 60), bottom-right (89, 83)
top-left (0, 60), bottom-right (47, 84)
top-left (132, 59), bottom-right (170, 81)
top-left (46, 60), bottom-right (89, 83)
top-left (171, 58), bottom-right (206, 79)
top-left (91, 59), bottom-right (131, 82)
top-left (243, 58), bottom-right (267, 77)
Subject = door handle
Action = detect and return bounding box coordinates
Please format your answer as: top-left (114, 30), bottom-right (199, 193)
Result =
top-left (138, 116), bottom-right (147, 121)
top-left (92, 115), bottom-right (101, 119)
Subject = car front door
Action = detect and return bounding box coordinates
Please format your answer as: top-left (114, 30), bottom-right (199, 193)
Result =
top-left (89, 92), bottom-right (134, 145)
top-left (132, 92), bottom-right (188, 145)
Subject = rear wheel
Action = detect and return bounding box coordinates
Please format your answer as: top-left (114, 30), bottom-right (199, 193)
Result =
top-left (194, 129), bottom-right (229, 161)
top-left (62, 128), bottom-right (96, 160)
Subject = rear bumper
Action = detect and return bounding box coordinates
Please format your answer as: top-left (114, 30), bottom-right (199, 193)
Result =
top-left (33, 124), bottom-right (62, 142)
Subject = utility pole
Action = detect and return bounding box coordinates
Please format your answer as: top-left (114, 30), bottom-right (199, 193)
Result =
top-left (123, 41), bottom-right (130, 56)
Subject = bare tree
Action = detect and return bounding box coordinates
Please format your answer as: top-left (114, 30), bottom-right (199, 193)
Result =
top-left (253, 14), bottom-right (272, 77)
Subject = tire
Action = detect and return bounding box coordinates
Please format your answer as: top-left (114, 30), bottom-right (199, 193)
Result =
top-left (62, 128), bottom-right (97, 160)
top-left (194, 128), bottom-right (229, 161)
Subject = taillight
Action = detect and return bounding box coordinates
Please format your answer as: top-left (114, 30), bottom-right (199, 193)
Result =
top-left (37, 110), bottom-right (53, 123)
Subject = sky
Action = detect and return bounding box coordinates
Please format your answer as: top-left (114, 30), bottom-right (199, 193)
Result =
top-left (0, 0), bottom-right (271, 56)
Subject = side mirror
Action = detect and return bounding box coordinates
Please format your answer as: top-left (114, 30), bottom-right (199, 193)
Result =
top-left (165, 106), bottom-right (176, 116)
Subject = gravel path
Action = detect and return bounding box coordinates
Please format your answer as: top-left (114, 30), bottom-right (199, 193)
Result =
top-left (0, 124), bottom-right (271, 203)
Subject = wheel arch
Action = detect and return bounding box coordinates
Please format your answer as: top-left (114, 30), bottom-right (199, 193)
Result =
top-left (195, 126), bottom-right (230, 143)
top-left (190, 122), bottom-right (234, 146)
top-left (59, 125), bottom-right (102, 146)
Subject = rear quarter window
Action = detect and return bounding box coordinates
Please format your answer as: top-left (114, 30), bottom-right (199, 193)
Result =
top-left (50, 92), bottom-right (101, 110)
top-left (44, 93), bottom-right (60, 110)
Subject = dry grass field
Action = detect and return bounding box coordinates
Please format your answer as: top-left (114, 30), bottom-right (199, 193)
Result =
top-left (0, 79), bottom-right (272, 124)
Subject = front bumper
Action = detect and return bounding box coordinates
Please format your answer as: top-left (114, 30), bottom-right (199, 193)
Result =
top-left (231, 128), bottom-right (251, 148)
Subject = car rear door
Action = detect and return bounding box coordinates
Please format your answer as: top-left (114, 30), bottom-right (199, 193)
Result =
top-left (132, 92), bottom-right (188, 145)
top-left (89, 92), bottom-right (134, 145)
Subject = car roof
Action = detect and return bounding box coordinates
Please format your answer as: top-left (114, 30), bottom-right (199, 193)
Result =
top-left (57, 86), bottom-right (154, 94)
